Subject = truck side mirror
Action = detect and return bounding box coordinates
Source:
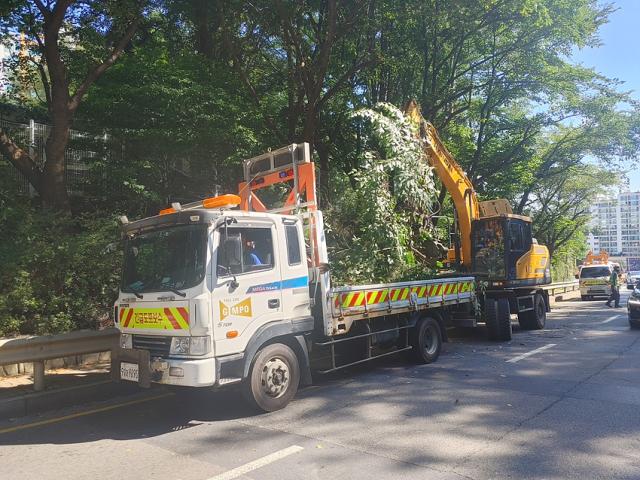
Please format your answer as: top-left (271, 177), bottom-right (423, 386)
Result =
top-left (574, 274), bottom-right (579, 279)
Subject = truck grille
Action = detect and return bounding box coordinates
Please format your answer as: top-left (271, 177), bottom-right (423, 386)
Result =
top-left (133, 335), bottom-right (171, 357)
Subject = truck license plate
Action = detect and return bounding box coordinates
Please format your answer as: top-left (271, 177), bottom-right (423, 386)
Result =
top-left (120, 362), bottom-right (139, 382)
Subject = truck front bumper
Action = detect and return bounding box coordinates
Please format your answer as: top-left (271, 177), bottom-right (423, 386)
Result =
top-left (580, 286), bottom-right (610, 297)
top-left (113, 348), bottom-right (216, 387)
top-left (148, 356), bottom-right (216, 387)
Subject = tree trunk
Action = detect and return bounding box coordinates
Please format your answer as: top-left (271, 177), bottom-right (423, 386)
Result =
top-left (41, 118), bottom-right (71, 210)
top-left (194, 0), bottom-right (214, 58)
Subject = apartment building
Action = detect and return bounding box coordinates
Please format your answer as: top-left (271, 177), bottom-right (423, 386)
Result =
top-left (588, 191), bottom-right (640, 257)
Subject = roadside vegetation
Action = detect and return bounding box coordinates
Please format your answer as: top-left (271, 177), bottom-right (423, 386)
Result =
top-left (0, 0), bottom-right (638, 336)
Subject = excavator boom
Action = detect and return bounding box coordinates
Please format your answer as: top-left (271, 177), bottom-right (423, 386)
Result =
top-left (405, 100), bottom-right (513, 268)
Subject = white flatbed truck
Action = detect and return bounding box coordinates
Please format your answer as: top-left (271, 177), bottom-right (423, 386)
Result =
top-left (114, 143), bottom-right (477, 411)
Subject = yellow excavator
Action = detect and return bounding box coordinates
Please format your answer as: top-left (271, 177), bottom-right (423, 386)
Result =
top-left (405, 100), bottom-right (552, 340)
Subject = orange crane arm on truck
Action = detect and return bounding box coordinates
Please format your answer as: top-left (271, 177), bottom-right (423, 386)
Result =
top-left (583, 250), bottom-right (609, 265)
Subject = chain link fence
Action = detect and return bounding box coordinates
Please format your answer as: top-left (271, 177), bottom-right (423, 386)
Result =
top-left (0, 117), bottom-right (118, 195)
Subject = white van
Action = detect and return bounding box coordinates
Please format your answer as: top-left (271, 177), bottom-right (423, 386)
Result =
top-left (579, 263), bottom-right (614, 300)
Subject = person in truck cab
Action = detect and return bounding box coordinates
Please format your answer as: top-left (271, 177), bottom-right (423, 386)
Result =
top-left (606, 265), bottom-right (621, 308)
top-left (243, 238), bottom-right (263, 266)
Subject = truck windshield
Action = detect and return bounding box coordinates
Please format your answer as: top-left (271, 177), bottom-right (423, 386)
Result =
top-left (580, 266), bottom-right (610, 278)
top-left (122, 224), bottom-right (207, 294)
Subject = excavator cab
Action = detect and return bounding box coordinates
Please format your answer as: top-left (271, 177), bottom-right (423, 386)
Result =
top-left (471, 215), bottom-right (550, 286)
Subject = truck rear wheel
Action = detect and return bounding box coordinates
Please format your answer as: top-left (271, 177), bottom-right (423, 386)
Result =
top-left (518, 294), bottom-right (546, 330)
top-left (485, 298), bottom-right (512, 341)
top-left (243, 343), bottom-right (300, 412)
top-left (409, 317), bottom-right (442, 364)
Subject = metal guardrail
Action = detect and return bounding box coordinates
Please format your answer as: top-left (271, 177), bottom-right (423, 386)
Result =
top-left (541, 280), bottom-right (580, 296)
top-left (0, 328), bottom-right (119, 391)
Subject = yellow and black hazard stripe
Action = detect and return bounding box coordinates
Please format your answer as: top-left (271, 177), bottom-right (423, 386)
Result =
top-left (119, 307), bottom-right (189, 330)
top-left (335, 280), bottom-right (475, 309)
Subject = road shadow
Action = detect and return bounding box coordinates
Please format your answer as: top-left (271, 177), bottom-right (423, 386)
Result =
top-left (1, 325), bottom-right (639, 480)
top-left (0, 370), bottom-right (111, 399)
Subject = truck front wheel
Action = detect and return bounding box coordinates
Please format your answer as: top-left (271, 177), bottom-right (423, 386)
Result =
top-left (243, 343), bottom-right (300, 412)
top-left (409, 317), bottom-right (442, 364)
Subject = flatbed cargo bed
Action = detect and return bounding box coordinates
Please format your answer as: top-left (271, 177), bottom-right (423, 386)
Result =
top-left (326, 276), bottom-right (476, 336)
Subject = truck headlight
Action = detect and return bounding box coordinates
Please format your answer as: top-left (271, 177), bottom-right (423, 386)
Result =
top-left (189, 337), bottom-right (209, 355)
top-left (120, 333), bottom-right (132, 349)
top-left (170, 337), bottom-right (190, 355)
top-left (170, 337), bottom-right (209, 356)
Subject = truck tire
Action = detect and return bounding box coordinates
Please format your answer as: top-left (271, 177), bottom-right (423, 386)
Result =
top-left (629, 318), bottom-right (640, 329)
top-left (409, 316), bottom-right (442, 364)
top-left (518, 294), bottom-right (546, 330)
top-left (485, 298), bottom-right (512, 341)
top-left (243, 343), bottom-right (300, 412)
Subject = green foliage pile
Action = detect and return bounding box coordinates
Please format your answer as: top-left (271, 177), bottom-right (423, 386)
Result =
top-left (325, 104), bottom-right (439, 285)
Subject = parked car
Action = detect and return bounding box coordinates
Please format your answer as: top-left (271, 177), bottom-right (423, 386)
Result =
top-left (629, 283), bottom-right (640, 329)
top-left (627, 271), bottom-right (640, 290)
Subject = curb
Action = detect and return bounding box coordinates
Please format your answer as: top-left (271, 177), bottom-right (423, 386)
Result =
top-left (549, 289), bottom-right (581, 304)
top-left (0, 379), bottom-right (144, 420)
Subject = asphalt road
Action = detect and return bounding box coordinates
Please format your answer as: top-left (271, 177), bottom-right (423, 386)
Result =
top-left (1, 291), bottom-right (639, 480)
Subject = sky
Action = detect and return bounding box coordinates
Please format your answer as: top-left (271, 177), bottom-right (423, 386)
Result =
top-left (571, 0), bottom-right (640, 192)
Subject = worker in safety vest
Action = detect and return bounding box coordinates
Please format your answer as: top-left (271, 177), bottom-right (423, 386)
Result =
top-left (606, 265), bottom-right (621, 308)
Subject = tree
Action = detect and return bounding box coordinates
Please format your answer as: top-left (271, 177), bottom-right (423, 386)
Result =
top-left (78, 16), bottom-right (263, 214)
top-left (0, 0), bottom-right (143, 211)
top-left (362, 0), bottom-right (625, 210)
top-left (529, 164), bottom-right (617, 259)
top-left (213, 0), bottom-right (379, 199)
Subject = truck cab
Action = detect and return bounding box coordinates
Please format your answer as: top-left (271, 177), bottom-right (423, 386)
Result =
top-left (115, 204), bottom-right (312, 389)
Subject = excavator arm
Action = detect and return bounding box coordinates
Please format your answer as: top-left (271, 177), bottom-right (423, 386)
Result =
top-left (405, 101), bottom-right (478, 268)
top-left (404, 100), bottom-right (513, 269)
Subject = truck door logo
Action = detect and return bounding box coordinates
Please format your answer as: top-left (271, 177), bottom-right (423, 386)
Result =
top-left (219, 298), bottom-right (252, 321)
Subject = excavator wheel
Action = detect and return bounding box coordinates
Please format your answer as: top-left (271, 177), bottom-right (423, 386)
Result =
top-left (485, 298), bottom-right (512, 341)
top-left (518, 294), bottom-right (546, 330)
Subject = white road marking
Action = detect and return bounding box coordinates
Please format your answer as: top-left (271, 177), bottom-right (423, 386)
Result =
top-left (208, 445), bottom-right (304, 480)
top-left (601, 314), bottom-right (621, 324)
top-left (506, 343), bottom-right (556, 363)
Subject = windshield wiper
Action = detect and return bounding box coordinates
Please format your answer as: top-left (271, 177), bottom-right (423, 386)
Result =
top-left (160, 283), bottom-right (186, 297)
top-left (127, 285), bottom-right (144, 299)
